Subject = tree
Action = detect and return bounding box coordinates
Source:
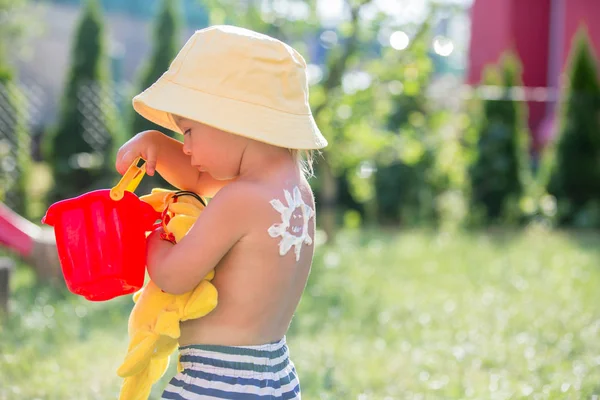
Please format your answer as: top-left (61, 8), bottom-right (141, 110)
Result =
top-left (43, 0), bottom-right (122, 204)
top-left (546, 29), bottom-right (600, 228)
top-left (130, 0), bottom-right (182, 137)
top-left (468, 51), bottom-right (530, 225)
top-left (374, 25), bottom-right (437, 226)
top-left (130, 0), bottom-right (183, 193)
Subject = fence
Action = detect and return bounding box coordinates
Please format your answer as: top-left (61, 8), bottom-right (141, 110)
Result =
top-left (0, 80), bottom-right (132, 213)
top-left (0, 81), bottom-right (33, 210)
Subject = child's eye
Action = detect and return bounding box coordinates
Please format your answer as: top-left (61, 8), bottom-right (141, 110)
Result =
top-left (184, 129), bottom-right (191, 135)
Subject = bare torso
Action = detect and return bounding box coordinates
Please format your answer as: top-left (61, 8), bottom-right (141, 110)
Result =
top-left (179, 174), bottom-right (315, 346)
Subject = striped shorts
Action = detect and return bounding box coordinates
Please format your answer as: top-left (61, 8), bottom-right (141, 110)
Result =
top-left (161, 337), bottom-right (301, 399)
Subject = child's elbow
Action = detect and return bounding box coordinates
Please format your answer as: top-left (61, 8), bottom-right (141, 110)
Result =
top-left (147, 262), bottom-right (192, 295)
top-left (150, 273), bottom-right (192, 295)
top-left (161, 284), bottom-right (191, 296)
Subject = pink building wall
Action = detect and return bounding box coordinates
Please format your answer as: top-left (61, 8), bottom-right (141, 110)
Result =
top-left (562, 0), bottom-right (600, 71)
top-left (467, 0), bottom-right (514, 84)
top-left (511, 0), bottom-right (551, 147)
top-left (467, 0), bottom-right (600, 152)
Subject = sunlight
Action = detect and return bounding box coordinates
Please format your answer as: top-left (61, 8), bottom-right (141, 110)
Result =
top-left (342, 71), bottom-right (372, 94)
top-left (433, 35), bottom-right (455, 56)
top-left (317, 0), bottom-right (346, 26)
top-left (390, 30), bottom-right (410, 50)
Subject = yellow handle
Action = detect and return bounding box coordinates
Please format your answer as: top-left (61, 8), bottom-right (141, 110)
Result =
top-left (110, 157), bottom-right (147, 201)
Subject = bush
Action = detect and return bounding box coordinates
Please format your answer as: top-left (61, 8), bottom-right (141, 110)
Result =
top-left (468, 51), bottom-right (530, 225)
top-left (374, 39), bottom-right (437, 227)
top-left (43, 0), bottom-right (122, 204)
top-left (545, 29), bottom-right (600, 228)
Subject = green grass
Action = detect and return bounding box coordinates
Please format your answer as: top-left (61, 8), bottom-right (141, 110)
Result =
top-left (1, 228), bottom-right (600, 399)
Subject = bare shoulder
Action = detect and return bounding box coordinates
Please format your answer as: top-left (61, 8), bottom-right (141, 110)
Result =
top-left (209, 178), bottom-right (315, 226)
top-left (205, 180), bottom-right (273, 228)
top-left (209, 180), bottom-right (272, 211)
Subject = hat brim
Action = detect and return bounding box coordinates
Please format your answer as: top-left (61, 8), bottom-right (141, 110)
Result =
top-left (132, 77), bottom-right (328, 150)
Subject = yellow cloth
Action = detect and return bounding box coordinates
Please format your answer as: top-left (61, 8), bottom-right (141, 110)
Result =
top-left (117, 189), bottom-right (218, 400)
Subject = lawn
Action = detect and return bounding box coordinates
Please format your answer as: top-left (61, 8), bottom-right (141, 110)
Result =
top-left (1, 227), bottom-right (600, 399)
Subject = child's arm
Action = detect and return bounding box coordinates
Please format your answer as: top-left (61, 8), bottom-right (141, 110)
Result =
top-left (116, 130), bottom-right (234, 198)
top-left (146, 182), bottom-right (254, 294)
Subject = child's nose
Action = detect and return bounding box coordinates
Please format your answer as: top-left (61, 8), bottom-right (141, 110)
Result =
top-left (182, 140), bottom-right (192, 156)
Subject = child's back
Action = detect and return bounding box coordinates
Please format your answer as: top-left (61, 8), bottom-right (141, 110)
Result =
top-left (179, 150), bottom-right (316, 347)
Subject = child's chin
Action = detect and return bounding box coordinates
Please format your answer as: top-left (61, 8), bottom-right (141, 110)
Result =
top-left (213, 172), bottom-right (237, 181)
top-left (199, 167), bottom-right (237, 181)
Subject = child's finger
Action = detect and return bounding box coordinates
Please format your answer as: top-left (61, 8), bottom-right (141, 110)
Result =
top-left (115, 148), bottom-right (124, 174)
top-left (145, 146), bottom-right (157, 176)
top-left (116, 150), bottom-right (134, 175)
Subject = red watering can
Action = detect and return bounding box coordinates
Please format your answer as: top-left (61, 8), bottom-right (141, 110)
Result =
top-left (42, 157), bottom-right (161, 301)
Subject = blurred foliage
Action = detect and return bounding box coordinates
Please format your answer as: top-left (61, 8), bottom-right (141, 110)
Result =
top-left (42, 0), bottom-right (124, 204)
top-left (196, 0), bottom-right (466, 234)
top-left (11, 0), bottom-right (600, 234)
top-left (467, 51), bottom-right (531, 226)
top-left (0, 0), bottom-right (29, 62)
top-left (130, 0), bottom-right (183, 194)
top-left (0, 0), bottom-right (31, 217)
top-left (544, 29), bottom-right (600, 229)
top-left (130, 0), bottom-right (182, 139)
top-left (374, 29), bottom-right (437, 226)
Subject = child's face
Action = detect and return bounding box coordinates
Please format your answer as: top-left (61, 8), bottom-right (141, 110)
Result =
top-left (177, 118), bottom-right (246, 180)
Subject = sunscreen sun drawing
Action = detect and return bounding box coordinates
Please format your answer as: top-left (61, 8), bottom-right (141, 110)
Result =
top-left (268, 186), bottom-right (314, 261)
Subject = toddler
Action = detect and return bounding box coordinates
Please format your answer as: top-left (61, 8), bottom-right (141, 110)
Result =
top-left (116, 25), bottom-right (327, 399)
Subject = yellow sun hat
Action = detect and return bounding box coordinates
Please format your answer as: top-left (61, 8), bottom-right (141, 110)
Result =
top-left (132, 25), bottom-right (328, 150)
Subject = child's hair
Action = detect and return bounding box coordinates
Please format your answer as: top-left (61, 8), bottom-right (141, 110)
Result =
top-left (290, 149), bottom-right (316, 179)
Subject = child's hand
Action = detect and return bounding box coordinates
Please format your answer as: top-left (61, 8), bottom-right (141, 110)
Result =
top-left (116, 130), bottom-right (163, 176)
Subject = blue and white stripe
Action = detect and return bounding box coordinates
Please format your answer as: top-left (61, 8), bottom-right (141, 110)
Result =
top-left (161, 337), bottom-right (301, 399)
